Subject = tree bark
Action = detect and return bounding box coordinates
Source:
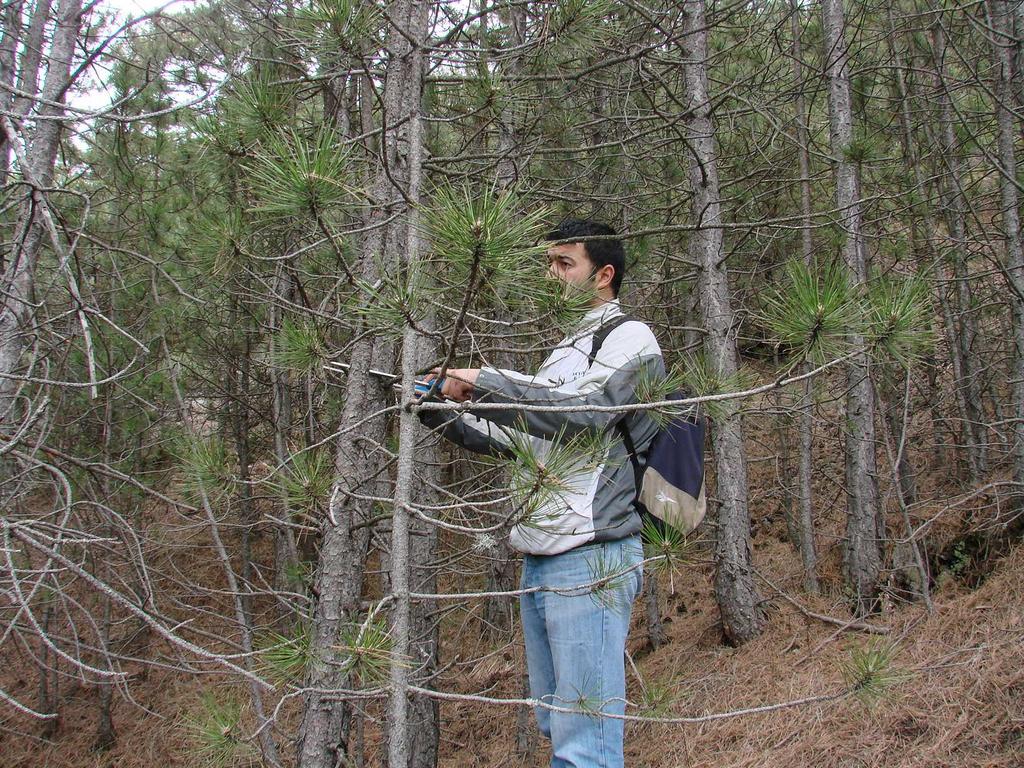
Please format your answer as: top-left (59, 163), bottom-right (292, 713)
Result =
top-left (0, 0), bottom-right (80, 428)
top-left (229, 320), bottom-right (257, 623)
top-left (928, 15), bottom-right (986, 481)
top-left (164, 342), bottom-right (281, 768)
top-left (0, 0), bottom-right (23, 186)
top-left (269, 265), bottom-right (301, 612)
top-left (387, 4), bottom-right (430, 762)
top-left (93, 387), bottom-right (117, 751)
top-left (821, 0), bottom-right (883, 615)
top-left (643, 575), bottom-right (667, 650)
top-left (682, 0), bottom-right (763, 645)
top-left (881, 5), bottom-right (930, 603)
top-left (987, 0), bottom-right (1024, 500)
top-left (791, 0), bottom-right (820, 595)
top-left (37, 602), bottom-right (57, 739)
top-left (405, 421), bottom-right (441, 768)
top-left (13, 0), bottom-right (53, 122)
top-left (298, 2), bottom-right (432, 765)
top-left (482, 0), bottom-right (524, 640)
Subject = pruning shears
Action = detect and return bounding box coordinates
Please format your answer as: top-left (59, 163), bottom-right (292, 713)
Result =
top-left (323, 360), bottom-right (446, 398)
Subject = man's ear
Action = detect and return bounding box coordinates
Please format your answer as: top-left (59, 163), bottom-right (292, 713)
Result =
top-left (595, 264), bottom-right (615, 292)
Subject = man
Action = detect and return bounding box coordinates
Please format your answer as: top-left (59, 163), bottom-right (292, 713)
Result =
top-left (418, 219), bottom-right (664, 767)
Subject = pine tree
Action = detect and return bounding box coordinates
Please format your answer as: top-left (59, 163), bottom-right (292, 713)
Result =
top-left (821, 0), bottom-right (885, 615)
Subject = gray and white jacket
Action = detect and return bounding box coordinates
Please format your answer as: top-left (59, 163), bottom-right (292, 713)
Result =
top-left (421, 301), bottom-right (665, 556)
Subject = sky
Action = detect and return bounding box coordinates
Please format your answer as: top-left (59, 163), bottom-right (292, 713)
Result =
top-left (102, 0), bottom-right (193, 21)
top-left (73, 0), bottom-right (197, 113)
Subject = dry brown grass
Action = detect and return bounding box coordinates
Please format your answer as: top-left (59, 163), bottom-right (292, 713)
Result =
top-left (428, 536), bottom-right (1023, 768)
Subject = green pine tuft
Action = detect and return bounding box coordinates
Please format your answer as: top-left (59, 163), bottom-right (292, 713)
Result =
top-left (190, 207), bottom-right (250, 278)
top-left (249, 127), bottom-right (355, 221)
top-left (257, 623), bottom-right (313, 684)
top-left (422, 183), bottom-right (594, 337)
top-left (759, 258), bottom-right (861, 365)
top-left (636, 677), bottom-right (678, 719)
top-left (271, 320), bottom-right (328, 376)
top-left (634, 364), bottom-right (694, 428)
top-left (348, 261), bottom-right (428, 338)
top-left (423, 183), bottom-right (548, 286)
top-left (284, 560), bottom-right (314, 590)
top-left (840, 639), bottom-right (909, 705)
top-left (865, 270), bottom-right (934, 368)
top-left (194, 69), bottom-right (297, 152)
top-left (540, 0), bottom-right (618, 55)
top-left (640, 516), bottom-right (697, 596)
top-left (180, 692), bottom-right (254, 768)
top-left (585, 548), bottom-right (637, 614)
top-left (337, 615), bottom-right (408, 688)
top-left (272, 448), bottom-right (333, 515)
top-left (175, 435), bottom-right (235, 504)
top-left (501, 423), bottom-right (612, 529)
top-left (298, 0), bottom-right (384, 56)
top-left (677, 353), bottom-right (758, 423)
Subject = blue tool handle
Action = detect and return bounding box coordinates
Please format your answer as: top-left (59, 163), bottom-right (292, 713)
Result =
top-left (414, 377), bottom-right (445, 396)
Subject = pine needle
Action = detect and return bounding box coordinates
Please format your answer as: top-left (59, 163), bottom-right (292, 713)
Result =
top-left (180, 693), bottom-right (254, 768)
top-left (839, 639), bottom-right (909, 705)
top-left (759, 257), bottom-right (862, 365)
top-left (248, 127), bottom-right (355, 220)
top-left (865, 270), bottom-right (934, 368)
top-left (257, 624), bottom-right (313, 684)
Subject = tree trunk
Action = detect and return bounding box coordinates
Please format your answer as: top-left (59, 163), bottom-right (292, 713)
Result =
top-left (0, 0), bottom-right (81, 428)
top-left (13, 0), bottom-right (53, 121)
top-left (495, 2), bottom-right (525, 190)
top-left (881, 4), bottom-right (931, 604)
top-left (37, 602), bottom-right (57, 739)
top-left (791, 0), bottom-right (820, 595)
top-left (987, 0), bottom-right (1024, 500)
top-left (269, 266), bottom-right (301, 612)
top-left (481, 0), bottom-right (522, 640)
top-left (387, 6), bottom-right (430, 761)
top-left (875, 376), bottom-right (931, 609)
top-left (93, 592), bottom-right (116, 751)
top-left (928, 15), bottom-right (987, 481)
top-left (389, 335), bottom-right (420, 767)
top-left (386, 5), bottom-right (437, 764)
top-left (298, 2), bottom-right (432, 765)
top-left (682, 0), bottom-right (763, 645)
top-left (93, 389), bottom-right (117, 751)
top-left (514, 671), bottom-right (536, 760)
top-left (0, 0), bottom-right (23, 186)
top-left (821, 0), bottom-right (883, 615)
top-left (230, 322), bottom-right (257, 623)
top-left (643, 576), bottom-right (667, 651)
top-left (406, 425), bottom-right (441, 768)
top-left (774, 357), bottom-right (800, 552)
top-left (298, 210), bottom-right (393, 768)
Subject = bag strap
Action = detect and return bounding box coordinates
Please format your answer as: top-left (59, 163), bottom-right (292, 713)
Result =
top-left (587, 314), bottom-right (643, 498)
top-left (616, 421), bottom-right (643, 500)
top-left (586, 313), bottom-right (633, 365)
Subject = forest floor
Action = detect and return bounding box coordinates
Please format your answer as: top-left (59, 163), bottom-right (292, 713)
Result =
top-left (2, 399), bottom-right (1023, 767)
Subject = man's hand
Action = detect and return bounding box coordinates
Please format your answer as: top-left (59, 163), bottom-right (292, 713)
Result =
top-left (425, 368), bottom-right (478, 402)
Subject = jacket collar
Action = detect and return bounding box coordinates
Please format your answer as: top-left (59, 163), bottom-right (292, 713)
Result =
top-left (581, 298), bottom-right (622, 329)
top-left (566, 299), bottom-right (622, 345)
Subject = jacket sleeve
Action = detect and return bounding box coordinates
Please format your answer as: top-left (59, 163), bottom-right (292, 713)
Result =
top-left (465, 321), bottom-right (664, 441)
top-left (418, 407), bottom-right (518, 459)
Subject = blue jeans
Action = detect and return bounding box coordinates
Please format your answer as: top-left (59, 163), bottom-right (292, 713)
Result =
top-left (519, 535), bottom-right (644, 768)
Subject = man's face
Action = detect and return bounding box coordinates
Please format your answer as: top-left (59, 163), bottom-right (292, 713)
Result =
top-left (546, 242), bottom-right (593, 287)
top-left (546, 243), bottom-right (613, 299)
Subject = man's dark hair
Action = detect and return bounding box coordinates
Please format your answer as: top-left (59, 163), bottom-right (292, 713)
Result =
top-left (545, 219), bottom-right (626, 297)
